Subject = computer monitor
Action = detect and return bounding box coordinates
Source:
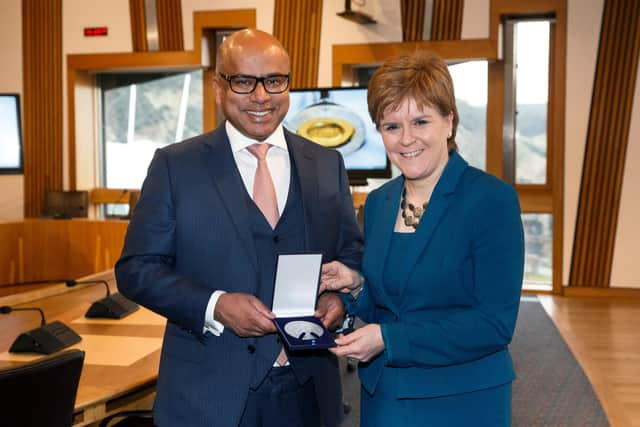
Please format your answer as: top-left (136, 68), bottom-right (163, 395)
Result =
top-left (0, 94), bottom-right (23, 174)
top-left (284, 87), bottom-right (390, 186)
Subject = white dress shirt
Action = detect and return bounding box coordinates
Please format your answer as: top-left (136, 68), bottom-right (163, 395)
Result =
top-left (204, 121), bottom-right (291, 335)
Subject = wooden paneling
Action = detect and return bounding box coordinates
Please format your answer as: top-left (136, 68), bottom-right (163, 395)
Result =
top-left (192, 9), bottom-right (256, 57)
top-left (485, 61), bottom-right (504, 178)
top-left (569, 0), bottom-right (640, 288)
top-left (273, 0), bottom-right (322, 88)
top-left (67, 51), bottom-right (200, 71)
top-left (156, 0), bottom-right (184, 51)
top-left (517, 186), bottom-right (554, 213)
top-left (0, 220), bottom-right (129, 287)
top-left (430, 0), bottom-right (463, 41)
top-left (130, 0), bottom-right (185, 52)
top-left (129, 0), bottom-right (148, 52)
top-left (89, 188), bottom-right (136, 205)
top-left (401, 0), bottom-right (426, 42)
top-left (563, 287), bottom-right (640, 298)
top-left (22, 0), bottom-right (63, 218)
top-left (351, 192), bottom-right (368, 209)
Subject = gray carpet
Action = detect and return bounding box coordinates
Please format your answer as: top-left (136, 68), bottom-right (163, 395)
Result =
top-left (339, 297), bottom-right (609, 426)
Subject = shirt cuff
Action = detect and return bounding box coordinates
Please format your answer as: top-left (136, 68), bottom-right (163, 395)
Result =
top-left (204, 290), bottom-right (226, 336)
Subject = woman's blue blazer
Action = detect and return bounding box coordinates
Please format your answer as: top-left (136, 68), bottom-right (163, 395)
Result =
top-left (345, 151), bottom-right (525, 399)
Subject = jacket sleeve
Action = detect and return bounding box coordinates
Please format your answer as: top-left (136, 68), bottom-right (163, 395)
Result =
top-left (333, 153), bottom-right (364, 271)
top-left (381, 183), bottom-right (525, 368)
top-left (341, 190), bottom-right (375, 321)
top-left (115, 149), bottom-right (211, 336)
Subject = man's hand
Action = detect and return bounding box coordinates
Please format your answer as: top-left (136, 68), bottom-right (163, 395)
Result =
top-left (214, 293), bottom-right (276, 337)
top-left (320, 261), bottom-right (362, 294)
top-left (329, 324), bottom-right (385, 363)
top-left (314, 292), bottom-right (345, 331)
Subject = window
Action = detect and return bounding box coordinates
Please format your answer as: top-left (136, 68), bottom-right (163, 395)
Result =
top-left (514, 21), bottom-right (550, 184)
top-left (99, 71), bottom-right (203, 189)
top-left (522, 213), bottom-right (553, 288)
top-left (449, 61), bottom-right (487, 171)
top-left (502, 17), bottom-right (556, 292)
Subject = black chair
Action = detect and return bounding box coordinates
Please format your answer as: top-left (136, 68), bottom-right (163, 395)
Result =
top-left (0, 349), bottom-right (85, 427)
top-left (98, 410), bottom-right (154, 427)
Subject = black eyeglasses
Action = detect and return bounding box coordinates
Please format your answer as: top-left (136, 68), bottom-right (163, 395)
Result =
top-left (218, 72), bottom-right (290, 94)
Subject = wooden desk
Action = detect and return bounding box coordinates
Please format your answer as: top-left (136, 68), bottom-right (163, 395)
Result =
top-left (0, 219), bottom-right (129, 287)
top-left (0, 270), bottom-right (164, 426)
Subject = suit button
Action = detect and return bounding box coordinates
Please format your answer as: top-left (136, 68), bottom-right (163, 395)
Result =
top-left (273, 235), bottom-right (280, 243)
top-left (247, 345), bottom-right (256, 354)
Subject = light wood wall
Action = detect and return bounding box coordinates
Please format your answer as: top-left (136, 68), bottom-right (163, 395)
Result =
top-left (569, 0), bottom-right (640, 288)
top-left (273, 0), bottom-right (322, 88)
top-left (22, 0), bottom-right (63, 218)
top-left (0, 220), bottom-right (129, 287)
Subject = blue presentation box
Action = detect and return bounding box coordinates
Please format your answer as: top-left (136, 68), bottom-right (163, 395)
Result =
top-left (272, 253), bottom-right (336, 350)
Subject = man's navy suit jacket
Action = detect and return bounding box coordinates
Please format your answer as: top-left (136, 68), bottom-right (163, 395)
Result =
top-left (115, 124), bottom-right (363, 426)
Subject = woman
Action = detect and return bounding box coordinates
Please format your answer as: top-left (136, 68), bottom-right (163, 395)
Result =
top-left (321, 51), bottom-right (524, 426)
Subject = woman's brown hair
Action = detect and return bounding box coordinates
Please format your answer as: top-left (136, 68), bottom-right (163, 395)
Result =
top-left (367, 50), bottom-right (459, 151)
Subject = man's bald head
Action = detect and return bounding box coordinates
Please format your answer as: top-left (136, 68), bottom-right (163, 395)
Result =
top-left (216, 29), bottom-right (290, 74)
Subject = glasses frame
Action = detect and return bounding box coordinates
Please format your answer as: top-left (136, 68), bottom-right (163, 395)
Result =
top-left (218, 72), bottom-right (291, 94)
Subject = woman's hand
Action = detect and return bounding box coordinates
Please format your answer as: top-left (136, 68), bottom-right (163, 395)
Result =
top-left (329, 324), bottom-right (385, 363)
top-left (320, 260), bottom-right (363, 294)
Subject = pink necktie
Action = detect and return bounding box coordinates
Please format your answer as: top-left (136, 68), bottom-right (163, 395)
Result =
top-left (246, 144), bottom-right (280, 229)
top-left (246, 143), bottom-right (288, 366)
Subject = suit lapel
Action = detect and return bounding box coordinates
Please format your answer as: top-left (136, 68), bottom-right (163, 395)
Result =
top-left (370, 178), bottom-right (403, 314)
top-left (286, 130), bottom-right (317, 250)
top-left (394, 152), bottom-right (468, 298)
top-left (201, 125), bottom-right (259, 273)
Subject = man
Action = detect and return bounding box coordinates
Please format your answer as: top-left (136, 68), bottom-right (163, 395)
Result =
top-left (115, 29), bottom-right (363, 427)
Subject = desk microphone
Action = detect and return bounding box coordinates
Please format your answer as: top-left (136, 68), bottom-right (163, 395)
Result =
top-left (0, 305), bottom-right (81, 354)
top-left (65, 279), bottom-right (139, 319)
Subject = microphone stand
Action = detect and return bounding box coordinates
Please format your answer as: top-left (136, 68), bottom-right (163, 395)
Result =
top-left (0, 305), bottom-right (81, 354)
top-left (65, 280), bottom-right (139, 319)
top-left (0, 306), bottom-right (46, 326)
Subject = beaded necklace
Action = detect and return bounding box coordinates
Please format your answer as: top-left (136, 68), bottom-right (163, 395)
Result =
top-left (400, 187), bottom-right (428, 230)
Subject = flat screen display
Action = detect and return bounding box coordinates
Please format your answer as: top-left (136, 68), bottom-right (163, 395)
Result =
top-left (284, 87), bottom-right (390, 184)
top-left (0, 94), bottom-right (23, 173)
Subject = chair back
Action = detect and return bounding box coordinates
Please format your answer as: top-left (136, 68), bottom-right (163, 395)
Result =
top-left (43, 191), bottom-right (89, 218)
top-left (0, 349), bottom-right (85, 427)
